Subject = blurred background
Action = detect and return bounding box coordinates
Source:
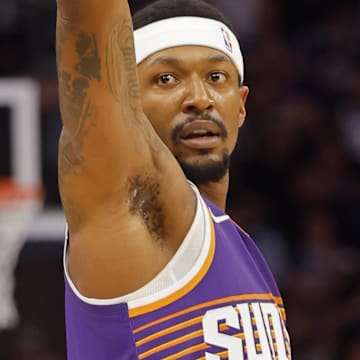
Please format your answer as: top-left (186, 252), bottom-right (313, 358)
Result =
top-left (0, 0), bottom-right (359, 359)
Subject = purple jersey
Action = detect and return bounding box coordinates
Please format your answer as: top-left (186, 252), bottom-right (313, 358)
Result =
top-left (64, 194), bottom-right (291, 359)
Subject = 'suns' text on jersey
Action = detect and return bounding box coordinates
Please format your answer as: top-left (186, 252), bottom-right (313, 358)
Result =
top-left (203, 302), bottom-right (291, 359)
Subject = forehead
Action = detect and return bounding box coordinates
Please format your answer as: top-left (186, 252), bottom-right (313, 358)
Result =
top-left (138, 45), bottom-right (237, 71)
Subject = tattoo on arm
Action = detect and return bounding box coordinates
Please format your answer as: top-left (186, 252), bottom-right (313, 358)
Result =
top-left (106, 19), bottom-right (140, 107)
top-left (57, 18), bottom-right (101, 174)
top-left (75, 32), bottom-right (101, 81)
top-left (106, 19), bottom-right (165, 154)
top-left (57, 11), bottom-right (164, 182)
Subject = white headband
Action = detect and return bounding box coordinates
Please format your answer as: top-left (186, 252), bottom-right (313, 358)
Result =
top-left (134, 16), bottom-right (244, 81)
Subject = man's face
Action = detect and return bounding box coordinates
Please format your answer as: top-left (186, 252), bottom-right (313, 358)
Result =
top-left (137, 45), bottom-right (249, 185)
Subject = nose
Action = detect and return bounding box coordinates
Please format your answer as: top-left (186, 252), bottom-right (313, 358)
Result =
top-left (182, 74), bottom-right (215, 114)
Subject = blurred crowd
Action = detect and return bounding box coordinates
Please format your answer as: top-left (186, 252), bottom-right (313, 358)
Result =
top-left (0, 0), bottom-right (359, 359)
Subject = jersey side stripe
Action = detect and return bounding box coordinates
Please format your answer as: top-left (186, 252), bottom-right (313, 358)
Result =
top-left (196, 343), bottom-right (265, 360)
top-left (159, 332), bottom-right (264, 360)
top-left (138, 329), bottom-right (204, 359)
top-left (136, 315), bottom-right (264, 348)
top-left (133, 293), bottom-right (284, 334)
top-left (139, 323), bottom-right (276, 360)
top-left (162, 342), bottom-right (208, 360)
top-left (136, 315), bottom-right (203, 346)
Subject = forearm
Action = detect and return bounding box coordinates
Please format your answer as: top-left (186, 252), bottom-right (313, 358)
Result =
top-left (56, 0), bottom-right (145, 204)
top-left (56, 0), bottom-right (141, 137)
top-left (56, 0), bottom-right (129, 25)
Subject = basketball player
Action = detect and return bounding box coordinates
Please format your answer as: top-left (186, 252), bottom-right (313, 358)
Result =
top-left (56, 0), bottom-right (291, 358)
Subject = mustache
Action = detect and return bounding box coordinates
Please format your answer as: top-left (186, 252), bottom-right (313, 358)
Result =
top-left (171, 112), bottom-right (228, 142)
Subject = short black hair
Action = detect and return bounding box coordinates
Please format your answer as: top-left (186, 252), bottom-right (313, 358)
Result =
top-left (133, 0), bottom-right (236, 35)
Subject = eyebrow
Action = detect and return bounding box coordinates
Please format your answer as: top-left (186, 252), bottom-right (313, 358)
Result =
top-left (207, 54), bottom-right (232, 64)
top-left (147, 53), bottom-right (233, 67)
top-left (147, 56), bottom-right (181, 67)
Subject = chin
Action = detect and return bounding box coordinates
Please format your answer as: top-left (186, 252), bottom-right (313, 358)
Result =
top-left (176, 152), bottom-right (230, 185)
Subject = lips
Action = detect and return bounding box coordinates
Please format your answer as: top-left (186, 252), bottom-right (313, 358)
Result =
top-left (178, 120), bottom-right (223, 150)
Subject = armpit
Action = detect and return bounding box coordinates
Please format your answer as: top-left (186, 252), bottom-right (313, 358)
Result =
top-left (128, 175), bottom-right (165, 243)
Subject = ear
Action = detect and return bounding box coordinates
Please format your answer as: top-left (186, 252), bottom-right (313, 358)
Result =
top-left (238, 86), bottom-right (249, 128)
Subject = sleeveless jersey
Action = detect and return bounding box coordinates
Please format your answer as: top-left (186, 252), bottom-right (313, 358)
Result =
top-left (64, 190), bottom-right (291, 359)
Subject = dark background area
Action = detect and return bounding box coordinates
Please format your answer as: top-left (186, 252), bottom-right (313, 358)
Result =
top-left (0, 0), bottom-right (359, 359)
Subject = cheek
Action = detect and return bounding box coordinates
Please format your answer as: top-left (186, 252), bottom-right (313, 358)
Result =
top-left (141, 87), bottom-right (179, 116)
top-left (217, 92), bottom-right (241, 150)
top-left (224, 122), bottom-right (238, 154)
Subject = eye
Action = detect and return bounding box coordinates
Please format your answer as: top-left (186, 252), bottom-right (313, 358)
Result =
top-left (209, 72), bottom-right (227, 83)
top-left (156, 73), bottom-right (178, 85)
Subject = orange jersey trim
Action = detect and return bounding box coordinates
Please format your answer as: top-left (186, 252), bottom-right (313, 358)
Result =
top-left (162, 343), bottom-right (208, 360)
top-left (138, 322), bottom-right (267, 359)
top-left (133, 293), bottom-right (285, 334)
top-left (136, 315), bottom-right (203, 346)
top-left (139, 329), bottom-right (204, 359)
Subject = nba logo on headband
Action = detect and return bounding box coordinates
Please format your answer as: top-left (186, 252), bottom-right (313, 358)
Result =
top-left (221, 27), bottom-right (233, 53)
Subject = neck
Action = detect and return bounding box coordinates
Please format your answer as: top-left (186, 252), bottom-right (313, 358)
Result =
top-left (197, 173), bottom-right (229, 211)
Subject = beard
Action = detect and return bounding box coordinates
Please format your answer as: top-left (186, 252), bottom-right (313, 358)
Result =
top-left (170, 111), bottom-right (231, 185)
top-left (176, 151), bottom-right (230, 185)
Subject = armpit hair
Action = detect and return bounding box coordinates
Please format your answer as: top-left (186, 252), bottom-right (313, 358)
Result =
top-left (128, 175), bottom-right (165, 243)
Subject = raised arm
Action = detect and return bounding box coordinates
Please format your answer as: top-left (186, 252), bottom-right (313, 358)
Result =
top-left (56, 0), bottom-right (195, 297)
top-left (57, 0), bottom-right (151, 227)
